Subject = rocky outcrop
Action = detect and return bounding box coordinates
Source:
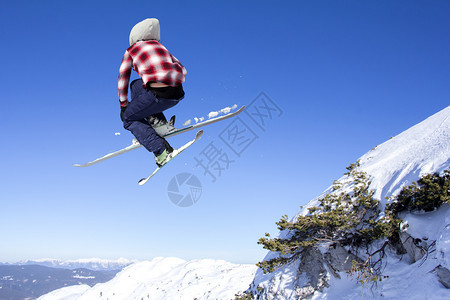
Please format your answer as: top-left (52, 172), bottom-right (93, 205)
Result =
top-left (437, 266), bottom-right (450, 289)
top-left (324, 244), bottom-right (363, 278)
top-left (295, 247), bottom-right (329, 298)
top-left (399, 231), bottom-right (426, 263)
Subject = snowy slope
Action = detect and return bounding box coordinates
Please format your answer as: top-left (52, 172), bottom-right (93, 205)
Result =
top-left (303, 105), bottom-right (449, 214)
top-left (38, 257), bottom-right (257, 300)
top-left (250, 106), bottom-right (450, 299)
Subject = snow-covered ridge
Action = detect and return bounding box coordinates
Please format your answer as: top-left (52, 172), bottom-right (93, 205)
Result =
top-left (300, 105), bottom-right (450, 217)
top-left (38, 257), bottom-right (257, 300)
top-left (2, 258), bottom-right (136, 271)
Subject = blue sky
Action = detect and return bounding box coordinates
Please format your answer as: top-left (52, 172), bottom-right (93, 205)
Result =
top-left (0, 0), bottom-right (449, 264)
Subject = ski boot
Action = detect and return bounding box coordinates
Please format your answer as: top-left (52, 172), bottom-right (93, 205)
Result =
top-left (154, 138), bottom-right (174, 167)
top-left (147, 113), bottom-right (176, 136)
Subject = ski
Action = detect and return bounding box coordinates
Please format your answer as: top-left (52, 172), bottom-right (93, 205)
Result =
top-left (138, 130), bottom-right (204, 185)
top-left (73, 139), bottom-right (141, 167)
top-left (73, 105), bottom-right (244, 167)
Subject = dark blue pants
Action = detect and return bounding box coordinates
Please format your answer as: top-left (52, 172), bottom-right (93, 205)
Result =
top-left (122, 79), bottom-right (182, 155)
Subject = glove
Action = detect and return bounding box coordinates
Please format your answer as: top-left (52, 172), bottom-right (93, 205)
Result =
top-left (120, 105), bottom-right (128, 122)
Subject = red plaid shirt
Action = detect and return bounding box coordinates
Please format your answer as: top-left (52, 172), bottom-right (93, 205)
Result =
top-left (118, 40), bottom-right (187, 106)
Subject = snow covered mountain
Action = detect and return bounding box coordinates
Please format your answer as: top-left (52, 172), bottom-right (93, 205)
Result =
top-left (247, 105), bottom-right (450, 299)
top-left (1, 258), bottom-right (136, 271)
top-left (38, 257), bottom-right (257, 300)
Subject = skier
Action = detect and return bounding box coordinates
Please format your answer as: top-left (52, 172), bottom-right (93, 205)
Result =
top-left (118, 18), bottom-right (187, 166)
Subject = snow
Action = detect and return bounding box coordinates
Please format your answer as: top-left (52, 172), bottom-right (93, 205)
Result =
top-left (39, 285), bottom-right (90, 300)
top-left (300, 106), bottom-right (450, 216)
top-left (313, 251), bottom-right (450, 300)
top-left (251, 106), bottom-right (450, 299)
top-left (358, 106), bottom-right (450, 206)
top-left (401, 205), bottom-right (449, 242)
top-left (208, 111), bottom-right (219, 118)
top-left (208, 105), bottom-right (237, 119)
top-left (38, 257), bottom-right (257, 300)
top-left (183, 104), bottom-right (238, 125)
top-left (72, 275), bottom-right (95, 279)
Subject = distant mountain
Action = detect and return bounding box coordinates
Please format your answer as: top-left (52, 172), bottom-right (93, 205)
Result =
top-left (1, 258), bottom-right (136, 271)
top-left (38, 257), bottom-right (257, 300)
top-left (0, 265), bottom-right (118, 300)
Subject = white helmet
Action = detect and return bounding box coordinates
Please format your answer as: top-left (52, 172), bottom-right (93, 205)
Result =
top-left (129, 18), bottom-right (160, 46)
